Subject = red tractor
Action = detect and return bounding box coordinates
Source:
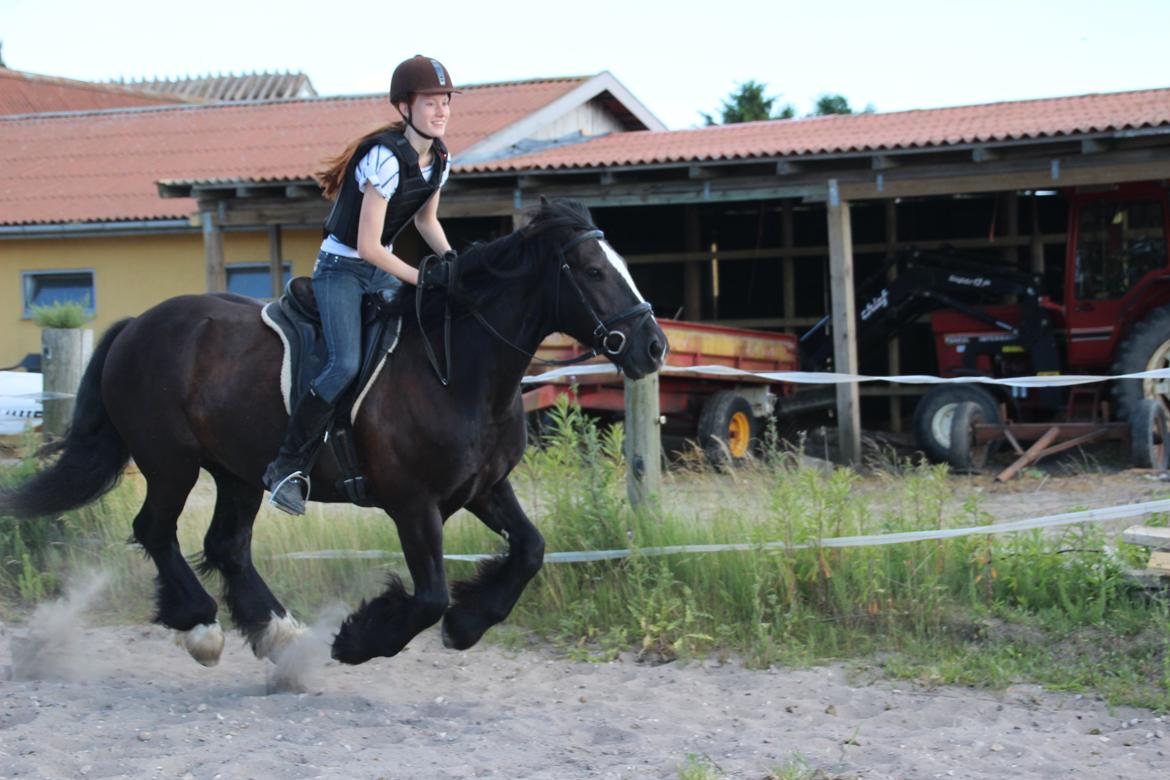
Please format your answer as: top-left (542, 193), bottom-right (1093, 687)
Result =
top-left (918, 182), bottom-right (1170, 464)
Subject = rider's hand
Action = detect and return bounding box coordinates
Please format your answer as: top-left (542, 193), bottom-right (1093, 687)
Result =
top-left (418, 256), bottom-right (450, 290)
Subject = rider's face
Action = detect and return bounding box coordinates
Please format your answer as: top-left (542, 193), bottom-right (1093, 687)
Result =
top-left (404, 94), bottom-right (450, 138)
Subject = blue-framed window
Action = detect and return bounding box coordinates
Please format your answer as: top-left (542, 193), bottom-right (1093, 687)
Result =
top-left (21, 269), bottom-right (95, 318)
top-left (227, 262), bottom-right (292, 299)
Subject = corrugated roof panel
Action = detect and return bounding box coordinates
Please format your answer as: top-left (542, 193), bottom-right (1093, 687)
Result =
top-left (0, 67), bottom-right (189, 115)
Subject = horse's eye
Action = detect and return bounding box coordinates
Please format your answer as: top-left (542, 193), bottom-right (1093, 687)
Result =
top-left (585, 267), bottom-right (604, 281)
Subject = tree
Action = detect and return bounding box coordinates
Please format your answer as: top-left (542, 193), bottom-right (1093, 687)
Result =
top-left (701, 80), bottom-right (796, 125)
top-left (811, 93), bottom-right (853, 116)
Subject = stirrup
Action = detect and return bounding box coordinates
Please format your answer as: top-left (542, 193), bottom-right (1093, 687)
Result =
top-left (267, 470), bottom-right (310, 514)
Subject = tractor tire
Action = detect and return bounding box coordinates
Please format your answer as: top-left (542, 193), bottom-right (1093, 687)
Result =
top-left (1112, 303), bottom-right (1170, 421)
top-left (697, 391), bottom-right (758, 466)
top-left (913, 383), bottom-right (1000, 464)
top-left (947, 401), bottom-right (992, 473)
top-left (1130, 398), bottom-right (1170, 470)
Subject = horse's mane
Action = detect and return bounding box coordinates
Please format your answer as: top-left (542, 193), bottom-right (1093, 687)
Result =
top-left (392, 199), bottom-right (597, 323)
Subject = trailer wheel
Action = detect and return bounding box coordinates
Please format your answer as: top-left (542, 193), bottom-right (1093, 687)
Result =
top-left (697, 392), bottom-right (758, 466)
top-left (913, 384), bottom-right (1000, 463)
top-left (947, 401), bottom-right (992, 473)
top-left (1130, 398), bottom-right (1170, 469)
top-left (1112, 304), bottom-right (1170, 421)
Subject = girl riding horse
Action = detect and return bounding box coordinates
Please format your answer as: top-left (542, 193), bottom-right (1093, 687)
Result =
top-left (265, 54), bottom-right (460, 516)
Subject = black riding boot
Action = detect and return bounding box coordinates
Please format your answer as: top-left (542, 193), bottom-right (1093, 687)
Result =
top-left (263, 387), bottom-right (335, 516)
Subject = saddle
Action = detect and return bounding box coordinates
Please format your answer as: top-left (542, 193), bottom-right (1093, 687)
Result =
top-left (261, 277), bottom-right (404, 506)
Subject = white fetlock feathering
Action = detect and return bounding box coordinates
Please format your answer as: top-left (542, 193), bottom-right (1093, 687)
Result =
top-left (176, 622), bottom-right (225, 667)
top-left (253, 611), bottom-right (306, 661)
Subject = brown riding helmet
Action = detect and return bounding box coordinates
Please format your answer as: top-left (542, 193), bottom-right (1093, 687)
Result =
top-left (389, 55), bottom-right (459, 105)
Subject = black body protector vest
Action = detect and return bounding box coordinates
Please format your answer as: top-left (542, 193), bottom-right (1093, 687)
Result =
top-left (322, 129), bottom-right (449, 249)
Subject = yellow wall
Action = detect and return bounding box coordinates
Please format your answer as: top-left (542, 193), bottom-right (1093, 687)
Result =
top-left (0, 227), bottom-right (321, 366)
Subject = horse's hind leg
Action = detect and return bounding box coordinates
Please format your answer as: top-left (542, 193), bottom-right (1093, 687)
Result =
top-left (200, 467), bottom-right (303, 661)
top-left (442, 479), bottom-right (544, 650)
top-left (132, 462), bottom-right (223, 666)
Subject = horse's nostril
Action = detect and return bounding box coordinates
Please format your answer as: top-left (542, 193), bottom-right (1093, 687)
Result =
top-left (648, 339), bottom-right (664, 361)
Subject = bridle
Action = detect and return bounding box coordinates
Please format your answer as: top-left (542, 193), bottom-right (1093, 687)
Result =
top-left (416, 228), bottom-right (653, 384)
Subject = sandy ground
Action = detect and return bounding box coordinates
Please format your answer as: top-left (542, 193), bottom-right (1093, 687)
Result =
top-left (2, 601), bottom-right (1167, 780)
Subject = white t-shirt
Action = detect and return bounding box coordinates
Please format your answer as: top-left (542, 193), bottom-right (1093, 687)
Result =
top-left (320, 144), bottom-right (451, 257)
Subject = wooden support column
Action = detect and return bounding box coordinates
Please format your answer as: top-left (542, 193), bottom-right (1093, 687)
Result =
top-left (268, 224), bottom-right (284, 298)
top-left (1030, 194), bottom-right (1045, 275)
top-left (201, 208), bottom-right (226, 293)
top-left (826, 180), bottom-right (861, 465)
top-left (684, 205), bottom-right (703, 320)
top-left (884, 200), bottom-right (902, 432)
top-left (1002, 191), bottom-right (1020, 267)
top-left (624, 374), bottom-right (662, 509)
top-left (781, 200), bottom-right (796, 333)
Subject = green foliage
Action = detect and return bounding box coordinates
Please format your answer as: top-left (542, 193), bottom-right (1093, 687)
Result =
top-left (811, 93), bottom-right (853, 116)
top-left (701, 80), bottom-right (795, 125)
top-left (30, 299), bottom-right (91, 329)
top-left (678, 754), bottom-right (723, 780)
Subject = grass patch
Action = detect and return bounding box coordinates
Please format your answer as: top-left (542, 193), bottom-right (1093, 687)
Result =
top-left (2, 397), bottom-right (1169, 709)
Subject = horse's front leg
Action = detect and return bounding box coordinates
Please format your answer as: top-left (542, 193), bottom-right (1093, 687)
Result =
top-left (331, 505), bottom-right (449, 665)
top-left (442, 478), bottom-right (545, 650)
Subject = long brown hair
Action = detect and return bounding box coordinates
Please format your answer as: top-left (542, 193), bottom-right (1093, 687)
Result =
top-left (315, 120), bottom-right (406, 199)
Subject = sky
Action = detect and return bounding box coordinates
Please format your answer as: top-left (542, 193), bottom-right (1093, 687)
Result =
top-left (3, 0), bottom-right (1169, 129)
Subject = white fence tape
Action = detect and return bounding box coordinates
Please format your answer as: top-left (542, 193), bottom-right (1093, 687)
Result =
top-left (523, 364), bottom-right (1170, 388)
top-left (273, 498), bottom-right (1170, 564)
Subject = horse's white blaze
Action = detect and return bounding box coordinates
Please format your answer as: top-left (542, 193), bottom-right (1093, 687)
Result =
top-left (600, 241), bottom-right (645, 303)
top-left (176, 621), bottom-right (225, 667)
top-left (254, 611), bottom-right (306, 661)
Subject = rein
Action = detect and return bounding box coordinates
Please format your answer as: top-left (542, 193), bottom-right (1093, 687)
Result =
top-left (414, 228), bottom-right (653, 385)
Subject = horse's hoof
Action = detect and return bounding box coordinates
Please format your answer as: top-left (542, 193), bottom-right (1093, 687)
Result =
top-left (252, 612), bottom-right (305, 662)
top-left (176, 622), bottom-right (225, 667)
top-left (440, 611), bottom-right (482, 651)
top-left (330, 621), bottom-right (374, 666)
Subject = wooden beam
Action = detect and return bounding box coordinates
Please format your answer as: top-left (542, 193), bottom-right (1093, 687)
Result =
top-left (1081, 138), bottom-right (1111, 155)
top-left (884, 200), bottom-right (902, 433)
top-left (826, 180), bottom-right (861, 465)
top-left (202, 208), bottom-right (226, 293)
top-left (972, 147), bottom-right (1000, 163)
top-left (285, 184), bottom-right (322, 199)
top-left (781, 200), bottom-right (796, 333)
top-left (268, 224), bottom-right (284, 299)
top-left (688, 165), bottom-right (715, 180)
top-left (684, 205), bottom-right (703, 321)
top-left (776, 160), bottom-right (803, 176)
top-left (872, 155), bottom-right (898, 171)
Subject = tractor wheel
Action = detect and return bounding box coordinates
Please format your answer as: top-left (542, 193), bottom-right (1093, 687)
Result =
top-left (1130, 398), bottom-right (1170, 470)
top-left (1112, 304), bottom-right (1170, 421)
top-left (947, 401), bottom-right (992, 473)
top-left (697, 391), bottom-right (758, 466)
top-left (913, 383), bottom-right (1000, 464)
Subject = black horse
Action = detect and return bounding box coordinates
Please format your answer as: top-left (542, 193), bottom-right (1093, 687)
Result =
top-left (0, 199), bottom-right (667, 666)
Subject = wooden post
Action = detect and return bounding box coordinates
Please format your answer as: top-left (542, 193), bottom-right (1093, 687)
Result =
top-left (1030, 194), bottom-right (1045, 275)
top-left (826, 180), bottom-right (861, 465)
top-left (624, 374), bottom-right (662, 509)
top-left (41, 327), bottom-right (93, 438)
top-left (684, 205), bottom-right (703, 321)
top-left (268, 224), bottom-right (284, 298)
top-left (202, 208), bottom-right (226, 293)
top-left (884, 200), bottom-right (902, 432)
top-left (781, 200), bottom-right (796, 333)
top-left (709, 242), bottom-right (720, 320)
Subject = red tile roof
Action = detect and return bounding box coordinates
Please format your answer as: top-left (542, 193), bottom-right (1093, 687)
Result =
top-left (0, 77), bottom-right (587, 225)
top-left (460, 87), bottom-right (1170, 172)
top-left (0, 67), bottom-right (189, 115)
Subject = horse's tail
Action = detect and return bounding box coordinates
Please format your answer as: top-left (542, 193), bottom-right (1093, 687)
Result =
top-left (0, 318), bottom-right (134, 518)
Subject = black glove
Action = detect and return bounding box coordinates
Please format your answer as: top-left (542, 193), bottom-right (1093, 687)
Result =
top-left (418, 256), bottom-right (451, 290)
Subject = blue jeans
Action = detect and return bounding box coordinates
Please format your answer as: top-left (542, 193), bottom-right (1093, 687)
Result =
top-left (310, 250), bottom-right (402, 404)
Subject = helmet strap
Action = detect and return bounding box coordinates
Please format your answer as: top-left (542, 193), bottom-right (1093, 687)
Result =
top-left (400, 104), bottom-right (436, 141)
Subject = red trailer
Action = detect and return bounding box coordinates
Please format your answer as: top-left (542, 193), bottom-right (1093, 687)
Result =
top-left (522, 319), bottom-right (798, 462)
